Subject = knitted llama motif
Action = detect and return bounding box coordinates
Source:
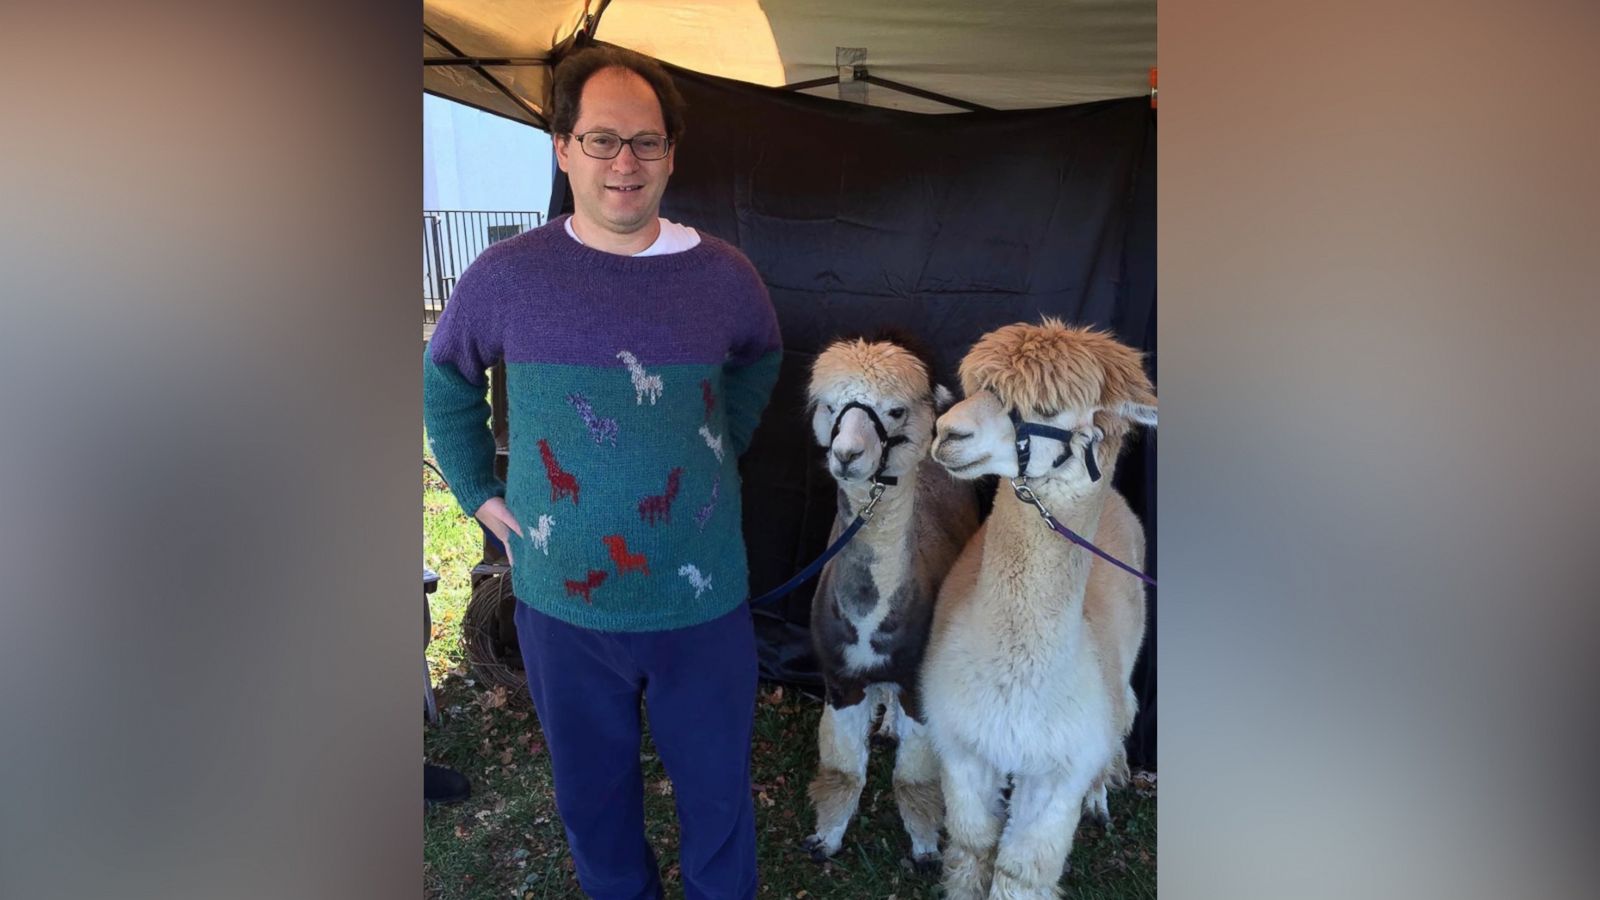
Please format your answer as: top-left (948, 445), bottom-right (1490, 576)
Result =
top-left (564, 569), bottom-right (607, 604)
top-left (701, 379), bottom-right (717, 422)
top-left (601, 534), bottom-right (651, 577)
top-left (698, 424), bottom-right (725, 462)
top-left (637, 467), bottom-right (683, 525)
top-left (616, 350), bottom-right (663, 405)
top-left (677, 563), bottom-right (713, 599)
top-left (694, 474), bottom-right (720, 531)
top-left (566, 392), bottom-right (618, 447)
top-left (530, 514), bottom-right (555, 555)
top-left (537, 439), bottom-right (580, 506)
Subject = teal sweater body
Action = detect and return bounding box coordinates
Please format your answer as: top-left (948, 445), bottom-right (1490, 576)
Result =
top-left (423, 218), bottom-right (782, 632)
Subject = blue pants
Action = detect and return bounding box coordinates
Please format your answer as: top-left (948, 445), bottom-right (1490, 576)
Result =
top-left (514, 600), bottom-right (759, 900)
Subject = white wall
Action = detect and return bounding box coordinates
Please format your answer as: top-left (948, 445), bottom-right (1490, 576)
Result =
top-left (423, 94), bottom-right (553, 213)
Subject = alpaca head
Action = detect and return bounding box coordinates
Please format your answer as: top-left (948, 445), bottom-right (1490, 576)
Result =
top-left (807, 336), bottom-right (951, 485)
top-left (932, 320), bottom-right (1156, 485)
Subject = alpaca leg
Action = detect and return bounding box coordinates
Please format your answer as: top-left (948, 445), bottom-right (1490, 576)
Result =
top-left (803, 698), bottom-right (873, 860)
top-left (891, 707), bottom-right (943, 872)
top-left (1081, 775), bottom-right (1110, 832)
top-left (940, 748), bottom-right (1006, 900)
top-left (1081, 745), bottom-right (1129, 832)
top-left (873, 688), bottom-right (902, 748)
top-left (989, 769), bottom-right (1095, 900)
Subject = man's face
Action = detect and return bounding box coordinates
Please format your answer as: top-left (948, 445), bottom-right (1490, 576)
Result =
top-left (554, 67), bottom-right (675, 238)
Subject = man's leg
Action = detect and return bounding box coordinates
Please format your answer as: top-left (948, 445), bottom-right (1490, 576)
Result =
top-left (515, 601), bottom-right (662, 900)
top-left (636, 601), bottom-right (759, 900)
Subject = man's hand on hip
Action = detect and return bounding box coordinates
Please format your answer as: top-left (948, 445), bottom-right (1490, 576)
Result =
top-left (475, 497), bottom-right (523, 565)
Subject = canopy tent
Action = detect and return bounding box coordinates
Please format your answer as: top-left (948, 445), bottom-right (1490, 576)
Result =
top-left (423, 2), bottom-right (1159, 768)
top-left (424, 0), bottom-right (1156, 121)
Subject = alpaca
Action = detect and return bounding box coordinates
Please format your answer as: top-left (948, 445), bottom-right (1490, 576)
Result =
top-left (701, 379), bottom-right (717, 421)
top-left (563, 569), bottom-right (608, 604)
top-left (530, 514), bottom-right (554, 555)
top-left (801, 336), bottom-right (981, 871)
top-left (924, 320), bottom-right (1155, 900)
top-left (601, 534), bottom-right (650, 577)
top-left (566, 392), bottom-right (619, 447)
top-left (677, 563), bottom-right (712, 598)
top-left (537, 439), bottom-right (580, 506)
top-left (637, 467), bottom-right (683, 525)
top-left (616, 349), bottom-right (664, 405)
top-left (698, 423), bottom-right (726, 462)
top-left (694, 475), bottom-right (721, 531)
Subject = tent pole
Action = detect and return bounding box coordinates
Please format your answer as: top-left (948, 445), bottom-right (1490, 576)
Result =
top-left (861, 75), bottom-right (993, 112)
top-left (424, 57), bottom-right (551, 67)
top-left (424, 25), bottom-right (548, 128)
top-left (783, 70), bottom-right (992, 113)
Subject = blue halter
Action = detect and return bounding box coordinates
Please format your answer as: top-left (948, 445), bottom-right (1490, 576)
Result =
top-left (1006, 406), bottom-right (1101, 482)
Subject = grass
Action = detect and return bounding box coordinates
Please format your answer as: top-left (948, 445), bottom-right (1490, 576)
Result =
top-left (424, 441), bottom-right (1156, 900)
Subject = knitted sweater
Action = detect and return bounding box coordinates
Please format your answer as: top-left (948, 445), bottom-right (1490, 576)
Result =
top-left (424, 217), bottom-right (782, 632)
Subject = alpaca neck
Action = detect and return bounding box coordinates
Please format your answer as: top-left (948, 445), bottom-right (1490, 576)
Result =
top-left (979, 470), bottom-right (1114, 648)
top-left (836, 463), bottom-right (920, 595)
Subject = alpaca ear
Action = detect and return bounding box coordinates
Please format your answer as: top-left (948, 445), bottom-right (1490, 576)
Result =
top-left (933, 384), bottom-right (956, 414)
top-left (1118, 399), bottom-right (1158, 427)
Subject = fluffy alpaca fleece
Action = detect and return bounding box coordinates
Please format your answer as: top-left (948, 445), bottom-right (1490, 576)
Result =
top-left (800, 337), bottom-right (980, 870)
top-left (925, 320), bottom-right (1153, 900)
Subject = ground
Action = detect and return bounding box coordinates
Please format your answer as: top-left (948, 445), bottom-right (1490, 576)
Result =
top-left (425, 445), bottom-right (1156, 900)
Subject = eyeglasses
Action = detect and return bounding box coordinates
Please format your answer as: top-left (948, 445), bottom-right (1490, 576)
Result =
top-left (569, 132), bottom-right (672, 161)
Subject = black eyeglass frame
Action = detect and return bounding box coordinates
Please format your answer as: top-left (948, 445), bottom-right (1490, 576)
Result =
top-left (567, 131), bottom-right (674, 161)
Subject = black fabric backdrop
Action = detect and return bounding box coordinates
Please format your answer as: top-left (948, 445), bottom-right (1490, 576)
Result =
top-left (547, 63), bottom-right (1158, 769)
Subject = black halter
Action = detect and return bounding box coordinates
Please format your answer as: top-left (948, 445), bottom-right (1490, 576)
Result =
top-left (830, 401), bottom-right (911, 486)
top-left (1006, 406), bottom-right (1101, 482)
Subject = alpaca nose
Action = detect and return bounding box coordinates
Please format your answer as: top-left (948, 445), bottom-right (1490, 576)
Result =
top-left (833, 447), bottom-right (864, 466)
top-left (940, 428), bottom-right (973, 443)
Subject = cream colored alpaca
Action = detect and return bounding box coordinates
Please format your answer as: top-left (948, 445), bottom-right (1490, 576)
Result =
top-left (923, 320), bottom-right (1155, 900)
top-left (801, 337), bottom-right (980, 870)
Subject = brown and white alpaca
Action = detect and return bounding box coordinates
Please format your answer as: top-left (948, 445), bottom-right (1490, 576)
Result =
top-left (801, 336), bottom-right (981, 870)
top-left (924, 320), bottom-right (1154, 900)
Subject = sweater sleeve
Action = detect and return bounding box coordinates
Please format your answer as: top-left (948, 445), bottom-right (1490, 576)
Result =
top-left (423, 256), bottom-right (507, 518)
top-left (722, 258), bottom-right (783, 459)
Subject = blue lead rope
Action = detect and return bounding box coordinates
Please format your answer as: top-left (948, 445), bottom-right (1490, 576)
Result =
top-left (749, 483), bottom-right (886, 606)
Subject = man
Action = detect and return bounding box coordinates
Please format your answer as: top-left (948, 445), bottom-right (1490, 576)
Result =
top-left (423, 45), bottom-right (781, 900)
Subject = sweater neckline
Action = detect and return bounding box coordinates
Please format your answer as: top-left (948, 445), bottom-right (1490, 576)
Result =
top-left (542, 215), bottom-right (723, 273)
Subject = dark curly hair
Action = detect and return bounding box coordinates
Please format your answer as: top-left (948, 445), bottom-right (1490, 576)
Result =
top-left (548, 45), bottom-right (687, 143)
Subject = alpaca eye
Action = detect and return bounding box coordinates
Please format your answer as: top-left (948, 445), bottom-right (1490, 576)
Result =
top-left (825, 404), bottom-right (835, 414)
top-left (887, 407), bottom-right (907, 419)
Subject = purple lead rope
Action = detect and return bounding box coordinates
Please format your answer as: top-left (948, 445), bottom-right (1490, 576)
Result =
top-left (1010, 479), bottom-right (1158, 588)
top-left (1040, 514), bottom-right (1158, 588)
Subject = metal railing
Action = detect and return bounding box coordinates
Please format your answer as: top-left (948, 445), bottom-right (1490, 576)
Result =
top-left (423, 210), bottom-right (545, 323)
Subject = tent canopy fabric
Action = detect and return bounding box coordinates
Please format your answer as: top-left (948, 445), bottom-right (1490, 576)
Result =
top-left (424, 0), bottom-right (1156, 126)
